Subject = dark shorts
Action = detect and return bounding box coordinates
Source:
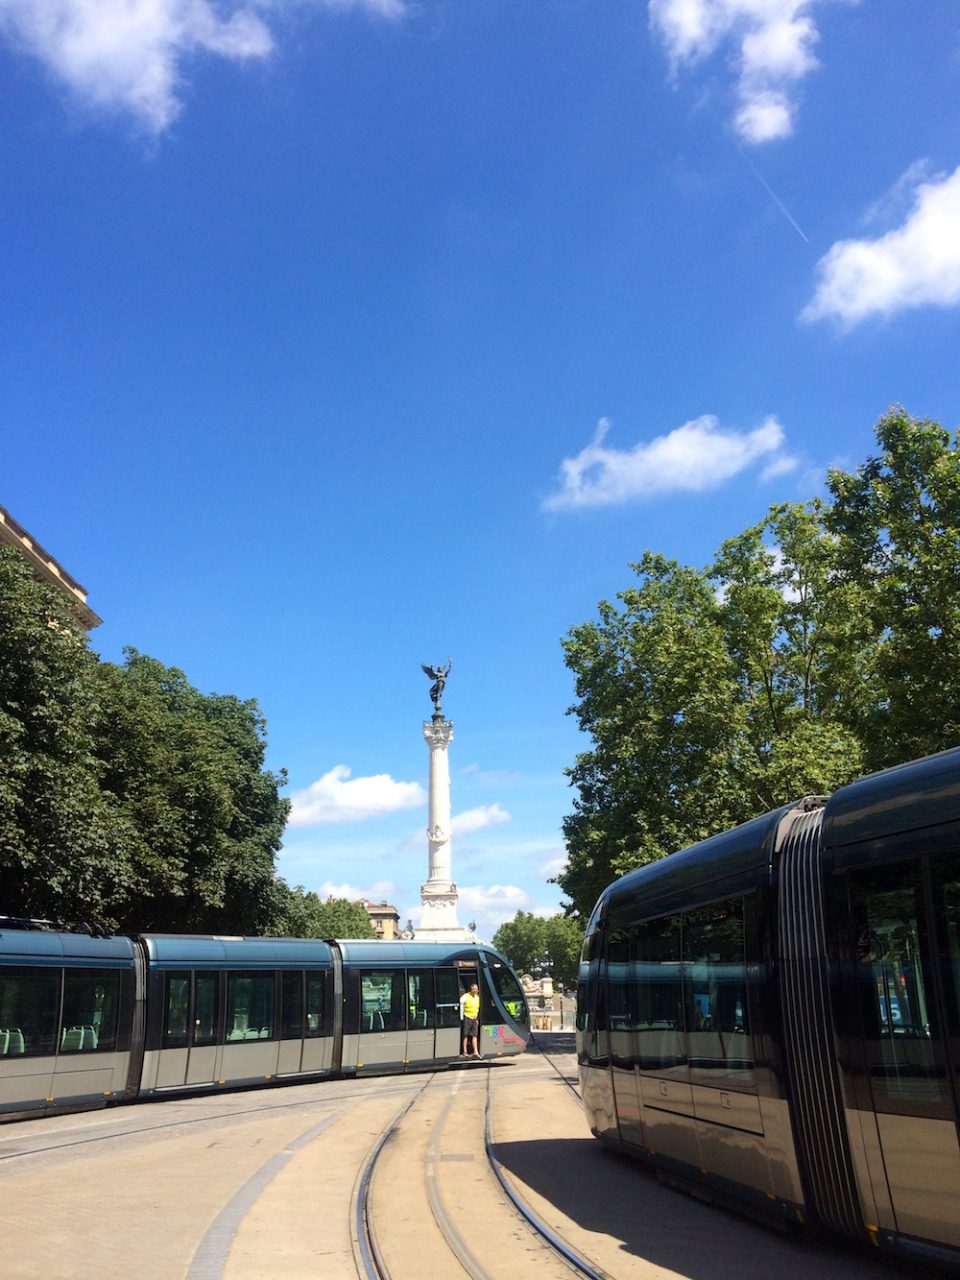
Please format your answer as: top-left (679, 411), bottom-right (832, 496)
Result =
top-left (462, 1017), bottom-right (479, 1037)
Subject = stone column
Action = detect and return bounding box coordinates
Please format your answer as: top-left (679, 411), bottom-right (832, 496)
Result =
top-left (425, 716), bottom-right (453, 882)
top-left (417, 714), bottom-right (464, 938)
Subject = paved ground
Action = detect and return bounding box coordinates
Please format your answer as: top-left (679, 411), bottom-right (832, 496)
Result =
top-left (0, 1039), bottom-right (927, 1279)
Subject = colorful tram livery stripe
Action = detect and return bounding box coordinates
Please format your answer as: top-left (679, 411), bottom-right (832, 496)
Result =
top-left (0, 936), bottom-right (530, 1120)
top-left (576, 747), bottom-right (960, 1274)
top-left (488, 1025), bottom-right (525, 1050)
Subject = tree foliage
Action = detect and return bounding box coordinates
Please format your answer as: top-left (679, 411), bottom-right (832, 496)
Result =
top-left (492, 910), bottom-right (584, 991)
top-left (558, 409), bottom-right (960, 920)
top-left (93, 649), bottom-right (290, 933)
top-left (0, 548), bottom-right (123, 927)
top-left (0, 551), bottom-right (291, 933)
top-left (271, 884), bottom-right (375, 939)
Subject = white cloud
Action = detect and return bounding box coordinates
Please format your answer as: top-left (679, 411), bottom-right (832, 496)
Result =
top-left (802, 164), bottom-right (960, 326)
top-left (315, 878), bottom-right (399, 902)
top-left (459, 763), bottom-right (524, 783)
top-left (0, 0), bottom-right (405, 131)
top-left (288, 765), bottom-right (425, 827)
top-left (760, 452), bottom-right (799, 481)
top-left (543, 414), bottom-right (791, 511)
top-left (649, 0), bottom-right (826, 144)
top-left (451, 803), bottom-right (510, 837)
top-left (538, 854), bottom-right (567, 879)
top-left (404, 882), bottom-right (537, 941)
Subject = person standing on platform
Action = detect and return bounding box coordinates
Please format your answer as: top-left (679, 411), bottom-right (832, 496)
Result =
top-left (460, 982), bottom-right (481, 1058)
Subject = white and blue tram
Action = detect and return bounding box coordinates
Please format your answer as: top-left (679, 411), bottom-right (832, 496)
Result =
top-left (0, 934), bottom-right (529, 1120)
top-left (577, 747), bottom-right (960, 1270)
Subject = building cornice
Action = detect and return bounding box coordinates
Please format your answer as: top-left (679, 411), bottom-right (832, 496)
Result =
top-left (0, 504), bottom-right (102, 629)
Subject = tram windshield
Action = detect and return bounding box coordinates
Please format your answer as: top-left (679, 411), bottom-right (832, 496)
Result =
top-left (486, 961), bottom-right (529, 1025)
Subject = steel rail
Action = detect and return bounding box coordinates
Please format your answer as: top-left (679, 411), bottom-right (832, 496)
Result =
top-left (0, 1079), bottom-right (423, 1166)
top-left (351, 1078), bottom-right (433, 1280)
top-left (483, 1069), bottom-right (612, 1280)
top-left (530, 1032), bottom-right (582, 1103)
top-left (423, 1073), bottom-right (493, 1280)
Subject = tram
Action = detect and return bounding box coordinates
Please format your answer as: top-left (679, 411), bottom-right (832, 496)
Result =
top-left (0, 933), bottom-right (529, 1121)
top-left (577, 746), bottom-right (960, 1270)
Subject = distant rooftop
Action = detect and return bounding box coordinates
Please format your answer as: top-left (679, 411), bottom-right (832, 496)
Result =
top-left (0, 504), bottom-right (102, 629)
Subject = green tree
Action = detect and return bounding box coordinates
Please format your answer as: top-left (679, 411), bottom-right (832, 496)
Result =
top-left (825, 407), bottom-right (960, 767)
top-left (492, 910), bottom-right (546, 977)
top-left (558, 409), bottom-right (960, 920)
top-left (93, 649), bottom-right (290, 934)
top-left (0, 547), bottom-right (125, 927)
top-left (0, 553), bottom-right (291, 933)
top-left (271, 884), bottom-right (375, 938)
top-left (492, 911), bottom-right (584, 991)
top-left (542, 914), bottom-right (585, 991)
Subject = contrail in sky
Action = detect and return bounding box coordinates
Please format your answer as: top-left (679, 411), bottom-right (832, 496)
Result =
top-left (738, 147), bottom-right (810, 244)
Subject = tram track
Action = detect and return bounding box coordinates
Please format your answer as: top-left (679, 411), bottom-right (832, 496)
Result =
top-left (0, 1076), bottom-right (426, 1168)
top-left (353, 1054), bottom-right (610, 1280)
top-left (351, 1076), bottom-right (434, 1280)
top-left (483, 1066), bottom-right (613, 1280)
top-left (530, 1031), bottom-right (581, 1102)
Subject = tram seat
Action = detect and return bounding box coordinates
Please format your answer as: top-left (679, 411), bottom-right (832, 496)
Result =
top-left (0, 1029), bottom-right (7, 1055)
top-left (244, 1029), bottom-right (261, 1040)
top-left (61, 1027), bottom-right (84, 1052)
top-left (259, 1028), bottom-right (270, 1038)
top-left (7, 1029), bottom-right (24, 1055)
top-left (80, 1026), bottom-right (98, 1050)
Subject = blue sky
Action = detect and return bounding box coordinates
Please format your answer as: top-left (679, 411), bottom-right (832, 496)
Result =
top-left (2, 1), bottom-right (959, 939)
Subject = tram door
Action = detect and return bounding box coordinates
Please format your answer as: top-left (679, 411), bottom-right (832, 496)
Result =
top-left (406, 970), bottom-right (436, 1067)
top-left (358, 970), bottom-right (407, 1070)
top-left (434, 967), bottom-right (462, 1059)
top-left (846, 856), bottom-right (960, 1247)
top-left (156, 971), bottom-right (220, 1088)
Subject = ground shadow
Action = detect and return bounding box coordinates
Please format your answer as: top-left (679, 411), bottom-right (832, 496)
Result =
top-left (491, 1135), bottom-right (925, 1280)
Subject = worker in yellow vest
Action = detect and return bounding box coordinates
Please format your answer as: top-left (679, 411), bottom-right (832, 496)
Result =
top-left (459, 983), bottom-right (481, 1058)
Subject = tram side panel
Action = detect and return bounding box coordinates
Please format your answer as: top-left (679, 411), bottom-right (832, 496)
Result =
top-left (577, 848), bottom-right (811, 1225)
top-left (137, 936), bottom-right (338, 1096)
top-left (336, 943), bottom-right (529, 1076)
top-left (826, 822), bottom-right (960, 1253)
top-left (0, 931), bottom-right (138, 1120)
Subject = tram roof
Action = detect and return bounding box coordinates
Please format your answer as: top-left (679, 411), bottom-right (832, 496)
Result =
top-left (333, 940), bottom-right (495, 966)
top-left (823, 745), bottom-right (960, 851)
top-left (137, 935), bottom-right (500, 968)
top-left (599, 803), bottom-right (797, 922)
top-left (140, 935), bottom-right (335, 966)
top-left (0, 928), bottom-right (137, 962)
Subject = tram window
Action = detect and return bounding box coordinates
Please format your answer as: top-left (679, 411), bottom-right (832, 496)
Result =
top-left (226, 972), bottom-right (274, 1041)
top-left (633, 914), bottom-right (683, 1071)
top-left (607, 929), bottom-right (633, 1031)
top-left (0, 966), bottom-right (59, 1057)
top-left (850, 861), bottom-right (948, 1115)
top-left (305, 973), bottom-right (324, 1037)
top-left (281, 971), bottom-right (303, 1039)
top-left (435, 968), bottom-right (461, 1029)
top-left (682, 899), bottom-right (754, 1085)
top-left (932, 853), bottom-right (960, 1023)
top-left (61, 969), bottom-right (121, 1054)
top-left (487, 962), bottom-right (529, 1025)
top-left (163, 972), bottom-right (190, 1049)
top-left (408, 971), bottom-right (435, 1029)
top-left (360, 971), bottom-right (406, 1032)
top-left (193, 973), bottom-right (218, 1046)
